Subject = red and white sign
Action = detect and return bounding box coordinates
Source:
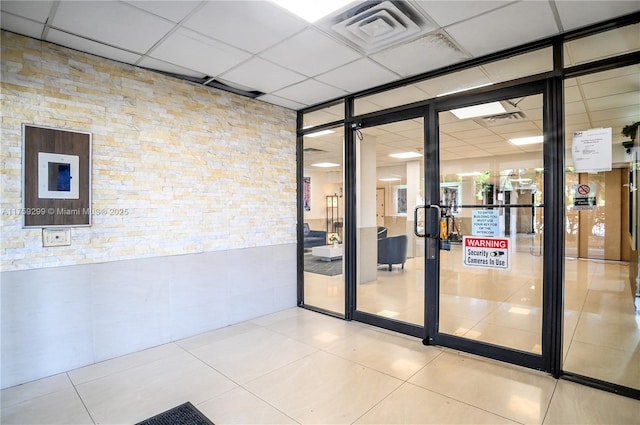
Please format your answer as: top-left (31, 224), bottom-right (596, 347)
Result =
top-left (573, 183), bottom-right (597, 211)
top-left (463, 236), bottom-right (511, 270)
top-left (577, 184), bottom-right (590, 196)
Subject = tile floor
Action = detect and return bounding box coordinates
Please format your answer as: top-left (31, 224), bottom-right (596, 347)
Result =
top-left (2, 307), bottom-right (639, 425)
top-left (304, 244), bottom-right (640, 392)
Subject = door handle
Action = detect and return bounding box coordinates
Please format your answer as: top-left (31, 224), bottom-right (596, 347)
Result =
top-left (414, 205), bottom-right (426, 237)
top-left (414, 205), bottom-right (442, 238)
top-left (415, 205), bottom-right (442, 238)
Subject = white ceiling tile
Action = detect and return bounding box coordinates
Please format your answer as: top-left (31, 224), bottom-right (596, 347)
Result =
top-left (183, 1), bottom-right (306, 54)
top-left (414, 67), bottom-right (490, 97)
top-left (137, 56), bottom-right (206, 79)
top-left (358, 85), bottom-right (429, 110)
top-left (273, 79), bottom-right (347, 107)
top-left (354, 99), bottom-right (385, 115)
top-left (587, 92), bottom-right (640, 112)
top-left (219, 58), bottom-right (306, 93)
top-left (0, 0), bottom-right (53, 23)
top-left (565, 101), bottom-right (587, 115)
top-left (581, 74), bottom-right (639, 99)
top-left (370, 33), bottom-right (469, 77)
top-left (261, 28), bottom-right (361, 77)
top-left (565, 113), bottom-right (589, 126)
top-left (50, 1), bottom-right (174, 53)
top-left (149, 28), bottom-right (251, 77)
top-left (590, 105), bottom-right (640, 122)
top-left (555, 1), bottom-right (640, 31)
top-left (315, 58), bottom-right (399, 93)
top-left (446, 2), bottom-right (559, 57)
top-left (564, 24), bottom-right (640, 66)
top-left (124, 1), bottom-right (201, 23)
top-left (413, 1), bottom-right (512, 27)
top-left (481, 47), bottom-right (553, 82)
top-left (45, 29), bottom-right (143, 65)
top-left (0, 12), bottom-right (45, 39)
top-left (257, 94), bottom-right (306, 110)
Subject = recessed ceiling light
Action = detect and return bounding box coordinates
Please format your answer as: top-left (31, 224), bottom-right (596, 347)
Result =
top-left (306, 129), bottom-right (335, 138)
top-left (509, 136), bottom-right (543, 145)
top-left (389, 152), bottom-right (423, 159)
top-left (271, 0), bottom-right (354, 22)
top-left (437, 83), bottom-right (493, 97)
top-left (311, 162), bottom-right (340, 168)
top-left (450, 102), bottom-right (506, 119)
top-left (379, 177), bottom-right (401, 181)
top-left (456, 172), bottom-right (482, 177)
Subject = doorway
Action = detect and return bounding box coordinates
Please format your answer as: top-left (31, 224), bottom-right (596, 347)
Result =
top-left (351, 83), bottom-right (553, 371)
top-left (427, 88), bottom-right (548, 369)
top-left (353, 111), bottom-right (426, 336)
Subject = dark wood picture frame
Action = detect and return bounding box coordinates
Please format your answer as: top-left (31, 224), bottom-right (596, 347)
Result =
top-left (22, 124), bottom-right (91, 227)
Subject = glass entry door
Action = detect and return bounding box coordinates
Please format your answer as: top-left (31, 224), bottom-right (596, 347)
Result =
top-left (429, 86), bottom-right (548, 368)
top-left (353, 113), bottom-right (426, 336)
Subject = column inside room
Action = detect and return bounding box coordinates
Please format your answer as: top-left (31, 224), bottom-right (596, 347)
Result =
top-left (406, 160), bottom-right (423, 258)
top-left (357, 133), bottom-right (378, 284)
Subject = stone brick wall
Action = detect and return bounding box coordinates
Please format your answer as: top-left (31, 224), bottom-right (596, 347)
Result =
top-left (0, 31), bottom-right (297, 271)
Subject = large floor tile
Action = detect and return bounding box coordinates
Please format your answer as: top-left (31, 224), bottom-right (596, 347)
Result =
top-left (409, 351), bottom-right (556, 424)
top-left (465, 321), bottom-right (542, 354)
top-left (572, 311), bottom-right (640, 352)
top-left (355, 382), bottom-right (519, 424)
top-left (543, 380), bottom-right (640, 424)
top-left (0, 373), bottom-right (72, 409)
top-left (197, 387), bottom-right (297, 425)
top-left (258, 307), bottom-right (363, 349)
top-left (176, 320), bottom-right (261, 352)
top-left (245, 350), bottom-right (402, 424)
top-left (189, 326), bottom-right (317, 384)
top-left (563, 340), bottom-right (640, 390)
top-left (1, 386), bottom-right (93, 425)
top-left (303, 272), bottom-right (345, 315)
top-left (324, 327), bottom-right (442, 380)
top-left (68, 342), bottom-right (184, 385)
top-left (75, 349), bottom-right (237, 424)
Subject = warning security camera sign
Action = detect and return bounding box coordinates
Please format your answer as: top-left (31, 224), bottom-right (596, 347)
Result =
top-left (463, 236), bottom-right (511, 270)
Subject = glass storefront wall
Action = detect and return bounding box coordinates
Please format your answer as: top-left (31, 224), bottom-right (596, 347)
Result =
top-left (563, 64), bottom-right (639, 391)
top-left (353, 47), bottom-right (552, 117)
top-left (300, 17), bottom-right (639, 396)
top-left (302, 101), bottom-right (344, 129)
top-left (301, 125), bottom-right (345, 316)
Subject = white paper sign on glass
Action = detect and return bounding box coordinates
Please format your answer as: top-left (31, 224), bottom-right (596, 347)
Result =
top-left (472, 209), bottom-right (500, 236)
top-left (572, 128), bottom-right (612, 173)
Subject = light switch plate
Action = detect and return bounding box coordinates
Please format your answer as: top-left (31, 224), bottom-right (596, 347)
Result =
top-left (42, 228), bottom-right (71, 247)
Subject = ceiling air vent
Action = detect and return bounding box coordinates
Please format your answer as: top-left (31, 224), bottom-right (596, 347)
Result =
top-left (484, 111), bottom-right (526, 122)
top-left (322, 1), bottom-right (436, 54)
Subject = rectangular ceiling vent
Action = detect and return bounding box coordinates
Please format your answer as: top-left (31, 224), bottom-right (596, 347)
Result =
top-left (320, 1), bottom-right (436, 54)
top-left (483, 111), bottom-right (526, 123)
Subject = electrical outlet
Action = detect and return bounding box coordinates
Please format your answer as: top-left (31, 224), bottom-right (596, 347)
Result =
top-left (42, 228), bottom-right (71, 247)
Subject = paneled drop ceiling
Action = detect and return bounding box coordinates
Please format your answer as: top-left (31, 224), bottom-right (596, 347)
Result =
top-left (1, 0), bottom-right (638, 111)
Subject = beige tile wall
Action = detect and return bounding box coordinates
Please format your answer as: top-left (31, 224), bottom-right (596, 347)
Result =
top-left (0, 31), bottom-right (297, 271)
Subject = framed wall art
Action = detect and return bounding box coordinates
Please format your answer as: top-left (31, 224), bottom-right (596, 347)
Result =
top-left (22, 124), bottom-right (92, 227)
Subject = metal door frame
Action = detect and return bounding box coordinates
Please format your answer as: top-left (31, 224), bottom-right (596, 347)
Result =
top-left (422, 80), bottom-right (559, 372)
